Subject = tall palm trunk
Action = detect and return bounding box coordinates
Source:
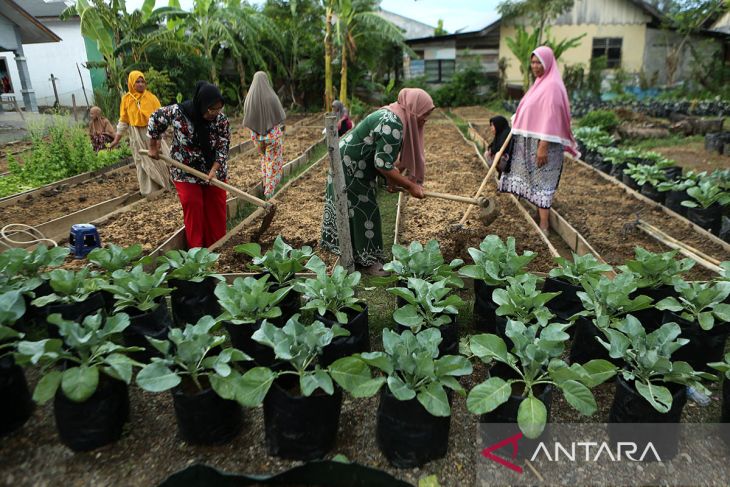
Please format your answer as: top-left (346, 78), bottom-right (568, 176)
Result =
top-left (339, 42), bottom-right (348, 106)
top-left (236, 57), bottom-right (247, 106)
top-left (324, 7), bottom-right (334, 110)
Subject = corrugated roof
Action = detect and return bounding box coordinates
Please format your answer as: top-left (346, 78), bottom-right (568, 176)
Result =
top-left (0, 0), bottom-right (61, 45)
top-left (14, 0), bottom-right (69, 18)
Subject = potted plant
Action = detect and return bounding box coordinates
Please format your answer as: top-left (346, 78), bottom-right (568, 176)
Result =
top-left (158, 248), bottom-right (224, 326)
top-left (656, 280), bottom-right (730, 370)
top-left (383, 240), bottom-right (464, 288)
top-left (355, 328), bottom-right (472, 468)
top-left (492, 273), bottom-right (559, 341)
top-left (87, 244), bottom-right (144, 310)
top-left (31, 268), bottom-right (106, 328)
top-left (622, 162), bottom-right (642, 190)
top-left (297, 256), bottom-right (369, 365)
top-left (388, 277), bottom-right (463, 355)
top-left (0, 290), bottom-right (34, 437)
top-left (600, 147), bottom-right (634, 178)
top-left (592, 146), bottom-right (613, 173)
top-left (215, 275), bottom-right (290, 366)
top-left (459, 235), bottom-right (535, 333)
top-left (657, 174), bottom-right (700, 217)
top-left (628, 164), bottom-right (668, 203)
top-left (570, 272), bottom-right (653, 364)
top-left (620, 247), bottom-right (695, 330)
top-left (598, 316), bottom-right (713, 459)
top-left (103, 264), bottom-right (173, 361)
top-left (543, 252), bottom-right (613, 320)
top-left (235, 236), bottom-right (314, 323)
top-left (135, 316), bottom-right (250, 445)
top-left (231, 316), bottom-right (374, 461)
top-left (681, 179), bottom-right (730, 234)
top-left (466, 320), bottom-right (615, 442)
top-left (708, 353), bottom-right (730, 429)
top-left (15, 311), bottom-right (140, 451)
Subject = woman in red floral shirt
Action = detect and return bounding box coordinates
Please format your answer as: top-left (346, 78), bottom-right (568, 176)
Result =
top-left (147, 81), bottom-right (230, 248)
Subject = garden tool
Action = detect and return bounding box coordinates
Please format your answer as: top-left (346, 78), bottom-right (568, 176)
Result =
top-left (458, 131), bottom-right (513, 226)
top-left (138, 150), bottom-right (277, 239)
top-left (395, 188), bottom-right (497, 226)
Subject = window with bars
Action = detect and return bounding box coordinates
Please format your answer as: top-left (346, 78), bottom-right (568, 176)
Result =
top-left (592, 38), bottom-right (622, 69)
top-left (425, 60), bottom-right (455, 83)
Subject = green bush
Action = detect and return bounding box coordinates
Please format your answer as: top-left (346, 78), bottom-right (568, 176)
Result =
top-left (0, 117), bottom-right (131, 198)
top-left (432, 64), bottom-right (493, 107)
top-left (577, 110), bottom-right (620, 132)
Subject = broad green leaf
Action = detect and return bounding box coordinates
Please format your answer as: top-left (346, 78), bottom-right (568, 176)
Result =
top-left (416, 382), bottom-right (450, 417)
top-left (469, 334), bottom-right (511, 363)
top-left (434, 355), bottom-right (472, 377)
top-left (61, 366), bottom-right (99, 402)
top-left (136, 361), bottom-right (181, 392)
top-left (634, 380), bottom-right (672, 413)
top-left (517, 396), bottom-right (547, 439)
top-left (466, 377), bottom-right (511, 414)
top-left (387, 375), bottom-right (416, 401)
top-left (33, 370), bottom-right (62, 404)
top-left (235, 367), bottom-right (275, 407)
top-left (559, 380), bottom-right (597, 416)
top-left (329, 356), bottom-right (384, 397)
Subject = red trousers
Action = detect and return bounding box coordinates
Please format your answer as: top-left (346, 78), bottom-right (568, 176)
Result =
top-left (174, 181), bottom-right (227, 248)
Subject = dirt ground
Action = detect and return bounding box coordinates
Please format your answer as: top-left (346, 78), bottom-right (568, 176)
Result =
top-left (0, 165), bottom-right (138, 228)
top-left (400, 111), bottom-right (554, 273)
top-left (229, 113), bottom-right (323, 146)
top-left (653, 140), bottom-right (730, 173)
top-left (451, 106), bottom-right (498, 123)
top-left (552, 160), bottom-right (728, 281)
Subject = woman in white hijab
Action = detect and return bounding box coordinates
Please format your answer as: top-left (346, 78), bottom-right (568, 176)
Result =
top-left (243, 71), bottom-right (286, 198)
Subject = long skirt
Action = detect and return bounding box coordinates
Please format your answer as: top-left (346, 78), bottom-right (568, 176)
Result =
top-left (129, 126), bottom-right (173, 196)
top-left (498, 134), bottom-right (564, 209)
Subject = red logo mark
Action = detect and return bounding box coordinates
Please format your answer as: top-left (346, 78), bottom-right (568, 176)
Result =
top-left (481, 432), bottom-right (523, 474)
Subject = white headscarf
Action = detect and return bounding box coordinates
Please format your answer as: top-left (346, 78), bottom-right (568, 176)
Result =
top-left (243, 71), bottom-right (286, 135)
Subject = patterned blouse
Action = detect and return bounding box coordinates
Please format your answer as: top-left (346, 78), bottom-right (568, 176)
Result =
top-left (147, 104), bottom-right (230, 184)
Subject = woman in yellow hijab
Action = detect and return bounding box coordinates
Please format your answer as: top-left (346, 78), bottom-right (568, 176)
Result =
top-left (109, 70), bottom-right (173, 195)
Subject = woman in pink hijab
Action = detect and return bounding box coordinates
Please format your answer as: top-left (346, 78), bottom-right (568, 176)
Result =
top-left (498, 46), bottom-right (579, 234)
top-left (321, 88), bottom-right (433, 275)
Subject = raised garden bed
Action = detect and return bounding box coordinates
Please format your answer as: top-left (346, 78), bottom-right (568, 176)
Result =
top-left (0, 165), bottom-right (138, 228)
top-left (552, 160), bottom-right (729, 280)
top-left (399, 113), bottom-right (555, 273)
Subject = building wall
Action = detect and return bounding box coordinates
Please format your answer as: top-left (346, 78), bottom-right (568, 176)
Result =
top-left (3, 19), bottom-right (93, 108)
top-left (643, 28), bottom-right (723, 86)
top-left (499, 23), bottom-right (647, 86)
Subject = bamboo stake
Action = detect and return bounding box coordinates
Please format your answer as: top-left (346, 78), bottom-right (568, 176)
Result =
top-left (325, 114), bottom-right (354, 271)
top-left (636, 221), bottom-right (722, 273)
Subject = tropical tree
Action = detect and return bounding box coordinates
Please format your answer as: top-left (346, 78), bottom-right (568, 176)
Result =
top-left (333, 0), bottom-right (406, 105)
top-left (498, 0), bottom-right (574, 44)
top-left (62, 0), bottom-right (189, 93)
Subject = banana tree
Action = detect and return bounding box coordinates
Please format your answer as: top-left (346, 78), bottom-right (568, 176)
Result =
top-left (333, 0), bottom-right (406, 106)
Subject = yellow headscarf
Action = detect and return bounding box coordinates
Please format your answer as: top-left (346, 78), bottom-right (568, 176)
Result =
top-left (119, 70), bottom-right (161, 127)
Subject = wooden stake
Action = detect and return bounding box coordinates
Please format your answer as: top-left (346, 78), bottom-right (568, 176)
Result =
top-left (459, 132), bottom-right (512, 224)
top-left (71, 94), bottom-right (77, 121)
top-left (325, 114), bottom-right (354, 271)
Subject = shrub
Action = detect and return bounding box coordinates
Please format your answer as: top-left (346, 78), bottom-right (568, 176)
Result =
top-left (577, 110), bottom-right (620, 132)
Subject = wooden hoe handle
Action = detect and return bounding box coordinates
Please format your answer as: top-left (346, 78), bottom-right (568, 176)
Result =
top-left (139, 150), bottom-right (271, 209)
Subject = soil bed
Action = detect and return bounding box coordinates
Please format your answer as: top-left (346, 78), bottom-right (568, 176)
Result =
top-left (0, 165), bottom-right (138, 227)
top-left (229, 113), bottom-right (322, 146)
top-left (95, 192), bottom-right (183, 252)
top-left (400, 113), bottom-right (554, 273)
top-left (94, 128), bottom-right (325, 255)
top-left (552, 160), bottom-right (729, 280)
top-left (217, 158), bottom-right (332, 273)
top-left (451, 106), bottom-right (498, 122)
top-left (228, 127), bottom-right (324, 190)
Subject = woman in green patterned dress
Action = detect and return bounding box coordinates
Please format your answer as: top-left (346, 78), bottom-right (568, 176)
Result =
top-left (321, 88), bottom-right (434, 275)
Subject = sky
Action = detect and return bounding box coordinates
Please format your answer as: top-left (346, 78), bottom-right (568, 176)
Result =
top-left (122, 0), bottom-right (503, 34)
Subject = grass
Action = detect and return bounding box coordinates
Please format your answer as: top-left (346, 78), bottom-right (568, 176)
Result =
top-left (445, 111), bottom-right (469, 137)
top-left (484, 99), bottom-right (512, 118)
top-left (623, 134), bottom-right (704, 151)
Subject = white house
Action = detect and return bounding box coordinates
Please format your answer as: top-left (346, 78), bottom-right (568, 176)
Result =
top-left (1, 0), bottom-right (94, 109)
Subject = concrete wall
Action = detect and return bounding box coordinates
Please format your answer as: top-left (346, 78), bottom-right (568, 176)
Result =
top-left (3, 19), bottom-right (93, 108)
top-left (499, 23), bottom-right (647, 86)
top-left (0, 15), bottom-right (20, 51)
top-left (643, 28), bottom-right (724, 85)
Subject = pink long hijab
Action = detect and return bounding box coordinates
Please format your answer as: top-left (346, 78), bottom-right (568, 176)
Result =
top-left (512, 46), bottom-right (579, 157)
top-left (383, 88), bottom-right (434, 184)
